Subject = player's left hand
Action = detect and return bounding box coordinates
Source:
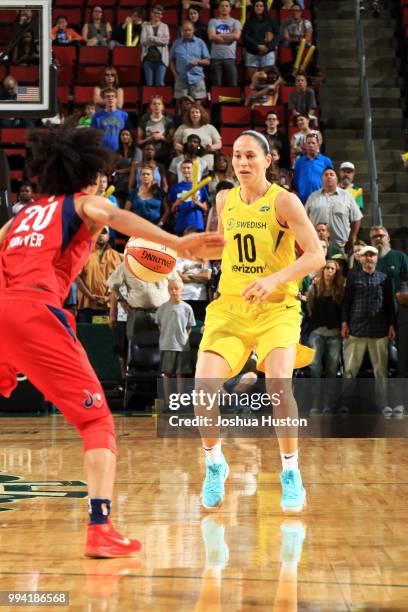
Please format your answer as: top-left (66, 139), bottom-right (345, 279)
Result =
top-left (176, 232), bottom-right (226, 263)
top-left (241, 275), bottom-right (280, 306)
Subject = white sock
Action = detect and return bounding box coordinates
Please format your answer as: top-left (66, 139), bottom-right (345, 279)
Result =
top-left (281, 449), bottom-right (299, 471)
top-left (204, 442), bottom-right (223, 464)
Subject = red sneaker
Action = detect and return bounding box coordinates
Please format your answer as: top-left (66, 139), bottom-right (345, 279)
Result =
top-left (85, 522), bottom-right (142, 558)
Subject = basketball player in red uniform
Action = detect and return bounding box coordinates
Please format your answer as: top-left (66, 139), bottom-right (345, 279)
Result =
top-left (0, 127), bottom-right (225, 558)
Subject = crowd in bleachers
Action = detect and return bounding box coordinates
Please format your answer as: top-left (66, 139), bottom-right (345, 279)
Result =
top-left (1, 1), bottom-right (408, 413)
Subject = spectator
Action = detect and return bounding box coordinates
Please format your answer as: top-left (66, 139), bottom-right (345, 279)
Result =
top-left (207, 152), bottom-right (237, 202)
top-left (173, 95), bottom-right (195, 128)
top-left (169, 134), bottom-right (210, 184)
top-left (140, 5), bottom-right (170, 87)
top-left (173, 104), bottom-right (222, 171)
top-left (91, 88), bottom-right (131, 152)
top-left (168, 159), bottom-right (209, 235)
top-left (290, 114), bottom-right (322, 165)
top-left (74, 103), bottom-right (96, 128)
top-left (12, 30), bottom-right (39, 65)
top-left (338, 161), bottom-right (364, 209)
top-left (396, 272), bottom-right (408, 379)
top-left (157, 279), bottom-right (196, 394)
top-left (129, 142), bottom-right (168, 193)
top-left (263, 110), bottom-right (290, 168)
top-left (245, 66), bottom-right (282, 108)
top-left (305, 168), bottom-right (363, 253)
top-left (306, 259), bottom-right (345, 413)
top-left (206, 178), bottom-right (235, 232)
top-left (170, 21), bottom-right (210, 102)
top-left (293, 133), bottom-right (333, 204)
top-left (208, 0), bottom-right (242, 87)
top-left (288, 72), bottom-right (318, 125)
top-left (185, 7), bottom-right (209, 44)
top-left (107, 261), bottom-right (180, 340)
top-left (369, 225), bottom-right (408, 305)
top-left (109, 8), bottom-right (144, 49)
top-left (112, 128), bottom-right (139, 205)
top-left (281, 5), bottom-right (313, 54)
top-left (51, 15), bottom-right (84, 45)
top-left (76, 227), bottom-right (122, 323)
top-left (137, 95), bottom-right (174, 164)
top-left (93, 67), bottom-right (124, 111)
top-left (107, 280), bottom-right (129, 386)
top-left (349, 239), bottom-right (366, 271)
top-left (315, 223), bottom-right (344, 258)
top-left (11, 9), bottom-right (38, 43)
top-left (82, 6), bottom-right (112, 46)
top-left (176, 226), bottom-right (212, 320)
top-left (342, 245), bottom-right (395, 414)
top-left (98, 173), bottom-right (118, 206)
top-left (12, 182), bottom-right (34, 216)
top-left (242, 0), bottom-right (280, 81)
top-left (0, 75), bottom-right (18, 100)
top-left (125, 164), bottom-right (165, 225)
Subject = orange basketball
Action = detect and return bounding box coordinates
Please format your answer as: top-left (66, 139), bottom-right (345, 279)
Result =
top-left (124, 237), bottom-right (177, 282)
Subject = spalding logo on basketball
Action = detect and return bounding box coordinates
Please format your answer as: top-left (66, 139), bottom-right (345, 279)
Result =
top-left (124, 237), bottom-right (177, 282)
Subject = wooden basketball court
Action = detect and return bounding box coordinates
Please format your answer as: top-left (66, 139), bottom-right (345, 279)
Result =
top-left (0, 415), bottom-right (407, 610)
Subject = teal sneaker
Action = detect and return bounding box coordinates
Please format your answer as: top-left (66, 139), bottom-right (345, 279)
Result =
top-left (280, 469), bottom-right (306, 513)
top-left (201, 455), bottom-right (229, 510)
top-left (201, 516), bottom-right (229, 569)
top-left (280, 520), bottom-right (306, 567)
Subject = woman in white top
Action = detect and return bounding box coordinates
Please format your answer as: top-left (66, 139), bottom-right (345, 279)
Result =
top-left (173, 104), bottom-right (222, 171)
top-left (140, 5), bottom-right (170, 87)
top-left (290, 114), bottom-right (322, 167)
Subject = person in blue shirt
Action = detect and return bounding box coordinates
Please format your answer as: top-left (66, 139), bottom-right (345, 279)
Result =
top-left (125, 164), bottom-right (164, 225)
top-left (91, 88), bottom-right (131, 152)
top-left (293, 133), bottom-right (333, 204)
top-left (168, 159), bottom-right (209, 235)
top-left (169, 21), bottom-right (210, 102)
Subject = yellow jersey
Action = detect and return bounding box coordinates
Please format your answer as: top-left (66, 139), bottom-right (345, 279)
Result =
top-left (218, 184), bottom-right (299, 301)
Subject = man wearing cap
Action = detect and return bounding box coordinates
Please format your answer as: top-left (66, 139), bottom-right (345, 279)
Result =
top-left (169, 21), bottom-right (210, 101)
top-left (305, 168), bottom-right (363, 253)
top-left (369, 226), bottom-right (408, 303)
top-left (339, 162), bottom-right (364, 209)
top-left (341, 245), bottom-right (395, 412)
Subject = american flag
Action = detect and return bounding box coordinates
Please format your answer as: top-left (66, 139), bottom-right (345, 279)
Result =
top-left (17, 86), bottom-right (40, 102)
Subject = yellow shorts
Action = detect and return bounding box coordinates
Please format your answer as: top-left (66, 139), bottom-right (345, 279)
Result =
top-left (199, 294), bottom-right (314, 377)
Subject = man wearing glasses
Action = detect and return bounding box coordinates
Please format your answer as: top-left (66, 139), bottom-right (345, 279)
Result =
top-left (370, 226), bottom-right (408, 300)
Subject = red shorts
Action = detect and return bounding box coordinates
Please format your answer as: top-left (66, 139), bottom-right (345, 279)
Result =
top-left (0, 298), bottom-right (116, 454)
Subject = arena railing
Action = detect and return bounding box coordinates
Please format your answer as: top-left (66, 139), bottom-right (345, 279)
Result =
top-left (355, 0), bottom-right (382, 225)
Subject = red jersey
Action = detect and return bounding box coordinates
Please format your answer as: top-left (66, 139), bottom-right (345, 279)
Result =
top-left (0, 193), bottom-right (96, 307)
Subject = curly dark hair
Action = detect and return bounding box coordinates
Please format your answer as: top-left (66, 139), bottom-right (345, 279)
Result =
top-left (27, 126), bottom-right (114, 195)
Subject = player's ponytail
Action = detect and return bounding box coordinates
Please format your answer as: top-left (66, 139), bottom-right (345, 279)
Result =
top-left (27, 126), bottom-right (114, 195)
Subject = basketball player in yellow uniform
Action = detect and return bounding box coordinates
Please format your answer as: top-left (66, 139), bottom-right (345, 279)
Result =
top-left (196, 131), bottom-right (325, 513)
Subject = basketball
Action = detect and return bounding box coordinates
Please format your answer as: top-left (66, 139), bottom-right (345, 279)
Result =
top-left (124, 237), bottom-right (177, 282)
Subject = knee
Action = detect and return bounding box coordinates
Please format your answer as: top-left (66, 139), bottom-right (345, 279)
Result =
top-left (79, 410), bottom-right (117, 454)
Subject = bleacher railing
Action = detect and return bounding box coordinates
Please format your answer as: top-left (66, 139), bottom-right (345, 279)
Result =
top-left (355, 0), bottom-right (382, 225)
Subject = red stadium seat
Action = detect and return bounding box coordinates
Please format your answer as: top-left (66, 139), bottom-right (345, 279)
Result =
top-left (54, 0), bottom-right (83, 6)
top-left (210, 86), bottom-right (241, 103)
top-left (1, 10), bottom-right (17, 23)
top-left (0, 25), bottom-right (13, 43)
top-left (9, 66), bottom-right (39, 84)
top-left (221, 145), bottom-right (233, 156)
top-left (252, 105), bottom-right (285, 126)
top-left (73, 86), bottom-right (95, 105)
top-left (112, 47), bottom-right (141, 66)
top-left (141, 86), bottom-right (173, 105)
top-left (122, 87), bottom-right (139, 107)
top-left (119, 0), bottom-right (146, 5)
top-left (281, 86), bottom-right (295, 104)
top-left (117, 66), bottom-right (142, 85)
top-left (56, 66), bottom-right (74, 86)
top-left (53, 45), bottom-right (77, 66)
top-left (160, 10), bottom-right (178, 25)
top-left (279, 47), bottom-right (293, 65)
top-left (220, 106), bottom-right (251, 126)
top-left (402, 8), bottom-right (408, 24)
top-left (88, 0), bottom-right (116, 6)
top-left (78, 46), bottom-right (109, 65)
top-left (57, 86), bottom-right (70, 104)
top-left (280, 9), bottom-right (311, 21)
top-left (52, 8), bottom-right (82, 26)
top-left (77, 66), bottom-right (104, 85)
top-left (220, 127), bottom-right (244, 145)
top-left (0, 129), bottom-right (28, 145)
